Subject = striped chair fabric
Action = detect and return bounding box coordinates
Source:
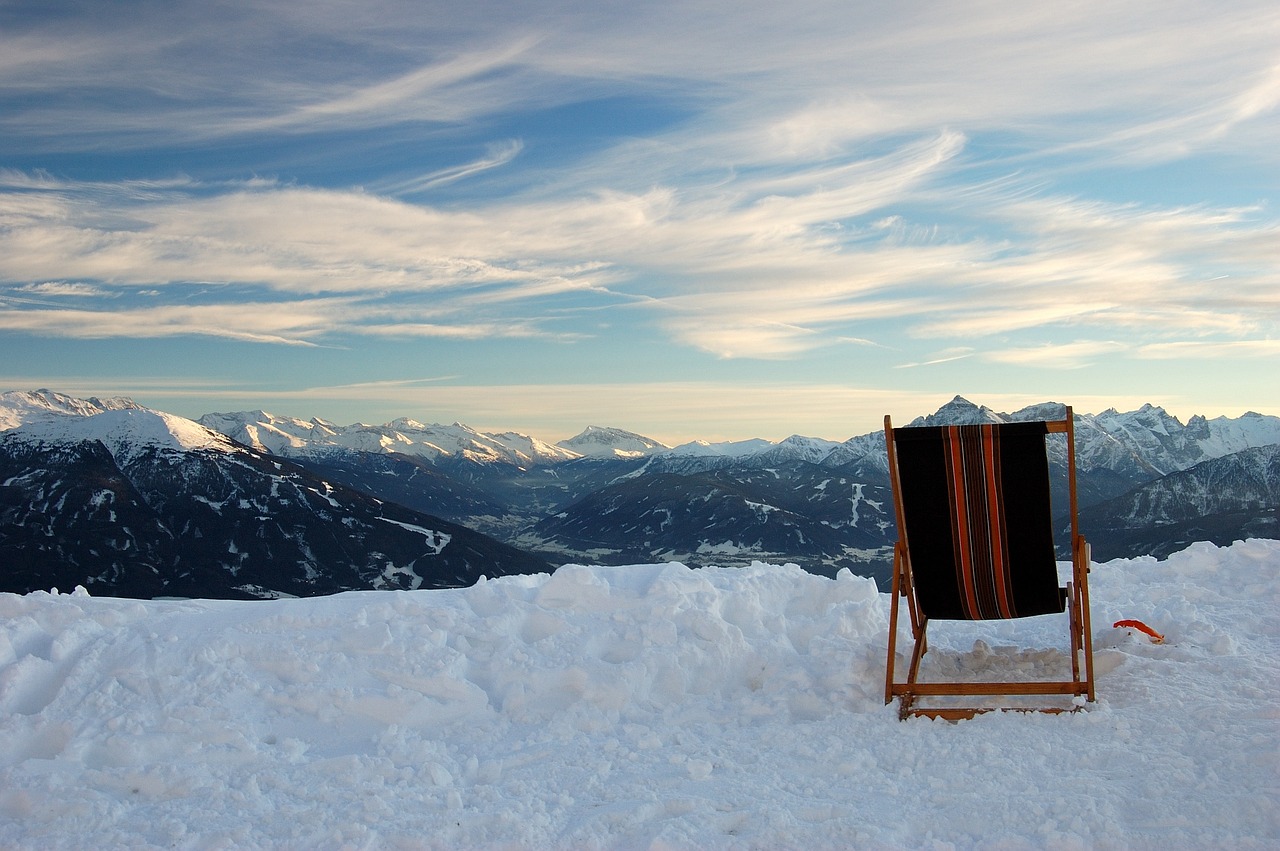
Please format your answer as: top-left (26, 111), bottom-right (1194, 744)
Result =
top-left (892, 422), bottom-right (1064, 621)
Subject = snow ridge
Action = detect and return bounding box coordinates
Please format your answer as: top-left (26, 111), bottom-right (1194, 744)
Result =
top-left (196, 410), bottom-right (580, 467)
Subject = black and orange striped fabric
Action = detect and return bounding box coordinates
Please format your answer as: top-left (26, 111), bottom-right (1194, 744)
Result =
top-left (893, 422), bottom-right (1064, 620)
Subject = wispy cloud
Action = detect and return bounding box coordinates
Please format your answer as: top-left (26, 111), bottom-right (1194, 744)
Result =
top-left (0, 300), bottom-right (347, 346)
top-left (0, 290), bottom-right (589, 346)
top-left (985, 341), bottom-right (1131, 369)
top-left (1135, 339), bottom-right (1280, 359)
top-left (896, 348), bottom-right (976, 369)
top-left (11, 281), bottom-right (113, 300)
top-left (374, 140), bottom-right (525, 195)
top-left (228, 38), bottom-right (545, 136)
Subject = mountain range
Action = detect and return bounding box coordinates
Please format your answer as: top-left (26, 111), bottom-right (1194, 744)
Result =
top-left (0, 391), bottom-right (549, 598)
top-left (2, 389), bottom-right (1277, 598)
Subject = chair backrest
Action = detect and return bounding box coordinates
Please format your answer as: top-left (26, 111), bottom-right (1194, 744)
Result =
top-left (888, 421), bottom-right (1063, 621)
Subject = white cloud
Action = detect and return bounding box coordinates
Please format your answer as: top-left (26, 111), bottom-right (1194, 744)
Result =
top-left (229, 38), bottom-right (545, 135)
top-left (374, 140), bottom-right (525, 195)
top-left (16, 282), bottom-right (109, 297)
top-left (984, 341), bottom-right (1130, 369)
top-left (1135, 339), bottom-right (1280, 359)
top-left (0, 302), bottom-right (338, 346)
top-left (895, 348), bottom-right (976, 369)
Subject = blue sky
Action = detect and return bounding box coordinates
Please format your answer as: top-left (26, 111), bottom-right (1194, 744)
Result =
top-left (1, 1), bottom-right (1277, 444)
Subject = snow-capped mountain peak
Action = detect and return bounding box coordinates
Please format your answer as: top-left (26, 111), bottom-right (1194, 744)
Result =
top-left (557, 426), bottom-right (669, 459)
top-left (0, 388), bottom-right (144, 430)
top-left (1074, 404), bottom-right (1280, 476)
top-left (907, 395), bottom-right (1005, 427)
top-left (667, 437), bottom-right (777, 458)
top-left (387, 417), bottom-right (429, 431)
top-left (4, 403), bottom-right (238, 465)
top-left (1195, 410), bottom-right (1280, 457)
top-left (750, 434), bottom-right (844, 465)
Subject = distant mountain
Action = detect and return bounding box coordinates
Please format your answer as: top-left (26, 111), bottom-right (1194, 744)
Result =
top-left (0, 393), bottom-right (550, 598)
top-left (1082, 404), bottom-right (1278, 476)
top-left (1081, 444), bottom-right (1280, 559)
top-left (520, 461), bottom-right (895, 584)
top-left (0, 388), bottom-right (144, 429)
top-left (902, 395), bottom-right (1009, 427)
top-left (197, 409), bottom-right (579, 467)
top-left (557, 425), bottom-right (669, 459)
top-left (901, 396), bottom-right (1280, 480)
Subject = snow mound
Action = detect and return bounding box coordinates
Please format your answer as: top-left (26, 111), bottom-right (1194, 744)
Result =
top-left (0, 540), bottom-right (1276, 848)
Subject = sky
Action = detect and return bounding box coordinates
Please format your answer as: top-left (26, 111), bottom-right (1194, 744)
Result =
top-left (1, 1), bottom-right (1277, 445)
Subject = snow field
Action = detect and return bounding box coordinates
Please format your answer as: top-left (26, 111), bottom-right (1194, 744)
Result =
top-left (1, 540), bottom-right (1277, 849)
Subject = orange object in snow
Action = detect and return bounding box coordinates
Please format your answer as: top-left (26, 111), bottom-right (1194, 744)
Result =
top-left (1113, 619), bottom-right (1164, 643)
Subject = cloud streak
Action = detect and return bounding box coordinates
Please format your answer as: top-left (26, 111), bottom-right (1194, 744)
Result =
top-left (375, 140), bottom-right (526, 195)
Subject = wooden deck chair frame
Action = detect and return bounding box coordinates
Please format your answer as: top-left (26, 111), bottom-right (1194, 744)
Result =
top-left (883, 407), bottom-right (1095, 721)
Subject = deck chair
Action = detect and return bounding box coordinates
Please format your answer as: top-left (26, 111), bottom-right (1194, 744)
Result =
top-left (883, 408), bottom-right (1094, 720)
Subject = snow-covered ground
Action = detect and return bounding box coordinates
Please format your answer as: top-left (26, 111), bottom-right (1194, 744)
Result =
top-left (2, 540), bottom-right (1276, 849)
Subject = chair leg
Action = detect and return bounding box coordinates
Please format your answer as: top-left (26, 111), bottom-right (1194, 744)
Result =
top-left (886, 543), bottom-right (931, 714)
top-left (1077, 539), bottom-right (1096, 701)
top-left (884, 591), bottom-right (900, 705)
top-left (896, 617), bottom-right (929, 721)
top-left (1067, 581), bottom-right (1081, 684)
top-left (884, 545), bottom-right (905, 705)
top-left (907, 616), bottom-right (928, 688)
